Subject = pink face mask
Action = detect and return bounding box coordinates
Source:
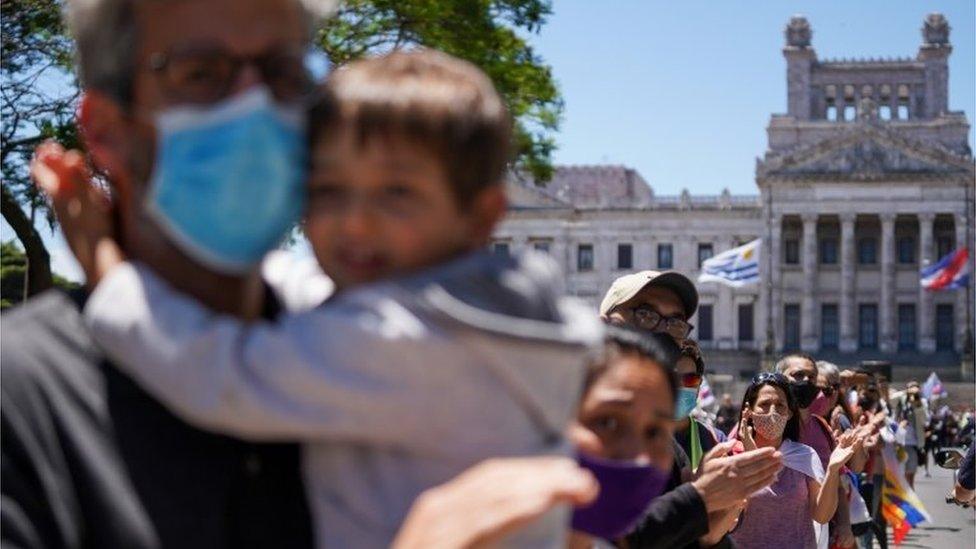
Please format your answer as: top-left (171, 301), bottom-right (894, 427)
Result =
top-left (807, 390), bottom-right (830, 417)
top-left (752, 411), bottom-right (788, 440)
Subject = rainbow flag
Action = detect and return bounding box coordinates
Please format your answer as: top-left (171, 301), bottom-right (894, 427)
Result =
top-left (880, 440), bottom-right (932, 545)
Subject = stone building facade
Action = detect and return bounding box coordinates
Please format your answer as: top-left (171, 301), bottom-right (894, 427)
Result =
top-left (494, 14), bottom-right (975, 378)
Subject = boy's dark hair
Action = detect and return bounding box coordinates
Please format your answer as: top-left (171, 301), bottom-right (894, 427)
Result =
top-left (739, 372), bottom-right (801, 442)
top-left (309, 49), bottom-right (513, 206)
top-left (583, 325), bottom-right (679, 401)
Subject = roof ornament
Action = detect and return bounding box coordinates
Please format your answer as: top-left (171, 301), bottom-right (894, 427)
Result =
top-left (923, 13), bottom-right (950, 46)
top-left (785, 15), bottom-right (811, 48)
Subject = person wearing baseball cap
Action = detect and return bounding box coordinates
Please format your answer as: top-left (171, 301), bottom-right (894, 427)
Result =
top-left (599, 270), bottom-right (699, 341)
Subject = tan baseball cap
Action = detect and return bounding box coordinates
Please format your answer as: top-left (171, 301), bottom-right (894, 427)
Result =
top-left (599, 270), bottom-right (699, 319)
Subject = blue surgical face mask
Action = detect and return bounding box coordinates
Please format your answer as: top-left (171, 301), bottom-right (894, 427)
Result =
top-left (146, 86), bottom-right (306, 273)
top-left (675, 387), bottom-right (699, 418)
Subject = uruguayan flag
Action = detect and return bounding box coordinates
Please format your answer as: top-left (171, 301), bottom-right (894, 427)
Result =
top-left (698, 239), bottom-right (761, 287)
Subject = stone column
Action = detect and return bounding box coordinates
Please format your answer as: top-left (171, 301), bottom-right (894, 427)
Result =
top-left (955, 215), bottom-right (970, 354)
top-left (918, 213), bottom-right (936, 352)
top-left (839, 213), bottom-right (858, 351)
top-left (880, 213), bottom-right (897, 353)
top-left (769, 215), bottom-right (783, 353)
top-left (801, 214), bottom-right (819, 352)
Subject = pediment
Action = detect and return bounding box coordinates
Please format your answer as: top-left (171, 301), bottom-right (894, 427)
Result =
top-left (758, 124), bottom-right (974, 182)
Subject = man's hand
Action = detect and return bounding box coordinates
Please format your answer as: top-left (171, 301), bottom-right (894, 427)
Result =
top-left (392, 457), bottom-right (598, 549)
top-left (30, 141), bottom-right (123, 288)
top-left (698, 502), bottom-right (743, 547)
top-left (692, 442), bottom-right (782, 513)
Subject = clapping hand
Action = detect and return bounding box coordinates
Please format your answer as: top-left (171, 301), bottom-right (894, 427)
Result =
top-left (828, 429), bottom-right (862, 473)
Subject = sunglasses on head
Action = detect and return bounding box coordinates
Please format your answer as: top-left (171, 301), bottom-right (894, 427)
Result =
top-left (752, 371), bottom-right (789, 385)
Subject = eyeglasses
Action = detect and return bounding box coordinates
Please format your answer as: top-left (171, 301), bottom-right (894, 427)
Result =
top-left (819, 383), bottom-right (841, 397)
top-left (631, 304), bottom-right (694, 339)
top-left (752, 372), bottom-right (789, 385)
top-left (680, 372), bottom-right (703, 389)
top-left (148, 45), bottom-right (312, 105)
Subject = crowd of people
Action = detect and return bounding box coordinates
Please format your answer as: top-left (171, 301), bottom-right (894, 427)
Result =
top-left (1, 1), bottom-right (972, 548)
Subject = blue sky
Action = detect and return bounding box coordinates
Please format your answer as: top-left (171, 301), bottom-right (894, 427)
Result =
top-left (530, 0), bottom-right (975, 195)
top-left (4, 1), bottom-right (974, 282)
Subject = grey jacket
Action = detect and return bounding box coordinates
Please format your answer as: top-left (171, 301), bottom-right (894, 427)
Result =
top-left (84, 250), bottom-right (603, 547)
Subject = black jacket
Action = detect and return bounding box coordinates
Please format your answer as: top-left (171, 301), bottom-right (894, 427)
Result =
top-left (1, 290), bottom-right (313, 548)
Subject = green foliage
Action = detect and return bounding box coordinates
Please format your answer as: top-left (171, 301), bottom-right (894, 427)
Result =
top-left (0, 239), bottom-right (79, 309)
top-left (2, 0), bottom-right (80, 230)
top-left (319, 0), bottom-right (561, 182)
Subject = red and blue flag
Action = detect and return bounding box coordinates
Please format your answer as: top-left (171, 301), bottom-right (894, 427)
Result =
top-left (920, 247), bottom-right (969, 291)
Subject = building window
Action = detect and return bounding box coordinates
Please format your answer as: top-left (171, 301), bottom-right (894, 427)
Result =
top-left (859, 304), bottom-right (878, 349)
top-left (826, 105), bottom-right (838, 121)
top-left (897, 104), bottom-right (909, 120)
top-left (738, 304), bottom-right (754, 342)
top-left (897, 237), bottom-right (915, 264)
top-left (821, 304), bottom-right (839, 349)
top-left (532, 240), bottom-right (551, 253)
top-left (937, 237), bottom-right (954, 259)
top-left (492, 242), bottom-right (510, 256)
top-left (898, 304), bottom-right (916, 350)
top-left (698, 243), bottom-right (714, 268)
top-left (879, 105), bottom-right (892, 120)
top-left (936, 304), bottom-right (954, 350)
top-left (784, 239), bottom-right (800, 264)
top-left (820, 238), bottom-right (838, 265)
top-left (657, 244), bottom-right (673, 269)
top-left (698, 305), bottom-right (713, 342)
top-left (577, 244), bottom-right (594, 272)
top-left (858, 238), bottom-right (877, 264)
top-left (844, 105), bottom-right (856, 121)
top-left (617, 243), bottom-right (633, 270)
top-left (784, 304), bottom-right (801, 350)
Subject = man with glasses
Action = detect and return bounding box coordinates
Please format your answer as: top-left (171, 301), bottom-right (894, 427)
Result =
top-left (1, 1), bottom-right (329, 547)
top-left (600, 270), bottom-right (699, 340)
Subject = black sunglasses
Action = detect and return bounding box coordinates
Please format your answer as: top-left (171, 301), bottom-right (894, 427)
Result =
top-left (752, 371), bottom-right (789, 385)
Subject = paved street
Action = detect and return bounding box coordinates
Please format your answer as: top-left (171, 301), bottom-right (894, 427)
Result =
top-left (886, 462), bottom-right (975, 548)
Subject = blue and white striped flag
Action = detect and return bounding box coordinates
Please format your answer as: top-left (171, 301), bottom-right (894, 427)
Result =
top-left (698, 239), bottom-right (761, 287)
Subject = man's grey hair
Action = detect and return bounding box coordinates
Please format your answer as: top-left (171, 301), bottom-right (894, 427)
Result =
top-left (64, 0), bottom-right (337, 104)
top-left (774, 352), bottom-right (816, 374)
top-left (816, 360), bottom-right (840, 381)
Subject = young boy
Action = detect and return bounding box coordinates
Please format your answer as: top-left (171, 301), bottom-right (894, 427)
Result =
top-left (37, 50), bottom-right (601, 547)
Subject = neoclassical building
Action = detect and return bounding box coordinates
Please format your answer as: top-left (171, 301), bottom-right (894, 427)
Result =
top-left (494, 14), bottom-right (975, 379)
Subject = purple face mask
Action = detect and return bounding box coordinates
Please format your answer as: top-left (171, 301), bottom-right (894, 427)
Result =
top-left (571, 452), bottom-right (670, 540)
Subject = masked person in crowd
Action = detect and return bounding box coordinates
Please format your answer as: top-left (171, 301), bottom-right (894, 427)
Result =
top-left (816, 361), bottom-right (854, 432)
top-left (600, 274), bottom-right (783, 549)
top-left (892, 380), bottom-right (930, 489)
top-left (2, 1), bottom-right (332, 546)
top-left (715, 393), bottom-right (739, 437)
top-left (673, 339), bottom-right (725, 473)
top-left (35, 49), bottom-right (605, 548)
top-left (567, 328), bottom-right (680, 547)
top-left (731, 373), bottom-right (862, 549)
top-left (775, 354), bottom-right (860, 548)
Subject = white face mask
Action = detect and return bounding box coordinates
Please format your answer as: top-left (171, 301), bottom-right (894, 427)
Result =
top-left (751, 410), bottom-right (788, 440)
